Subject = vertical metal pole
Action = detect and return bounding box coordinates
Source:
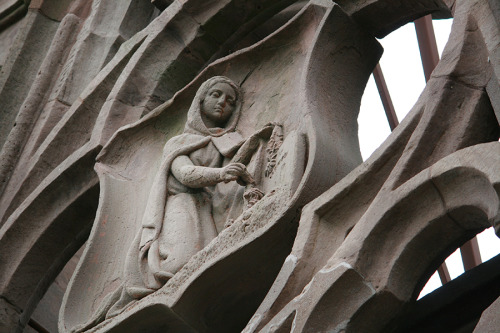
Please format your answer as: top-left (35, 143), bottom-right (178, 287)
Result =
top-left (415, 14), bottom-right (483, 274)
top-left (373, 64), bottom-right (399, 131)
top-left (415, 15), bottom-right (465, 282)
top-left (414, 15), bottom-right (440, 81)
top-left (461, 237), bottom-right (482, 271)
top-left (437, 265), bottom-right (451, 284)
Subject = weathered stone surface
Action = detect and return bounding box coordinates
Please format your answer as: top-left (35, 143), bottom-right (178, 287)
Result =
top-left (0, 0), bottom-right (304, 274)
top-left (31, 0), bottom-right (81, 21)
top-left (251, 142), bottom-right (500, 332)
top-left (391, 253), bottom-right (500, 332)
top-left (0, 0), bottom-right (29, 32)
top-left (0, 0), bottom-right (25, 16)
top-left (0, 1), bottom-right (319, 331)
top-left (242, 0), bottom-right (500, 331)
top-left (0, 9), bottom-right (58, 150)
top-left (0, 0), bottom-right (156, 226)
top-left (488, 75), bottom-right (500, 125)
top-left (31, 245), bottom-right (83, 333)
top-left (60, 2), bottom-right (381, 332)
top-left (340, 0), bottom-right (452, 37)
top-left (0, 12), bottom-right (82, 202)
top-left (0, 147), bottom-right (99, 332)
top-left (0, 297), bottom-right (19, 332)
top-left (0, 0), bottom-right (498, 331)
top-left (0, 14), bottom-right (23, 68)
top-left (474, 296), bottom-right (500, 333)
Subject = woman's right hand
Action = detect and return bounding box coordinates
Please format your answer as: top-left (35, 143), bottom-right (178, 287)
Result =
top-left (220, 163), bottom-right (255, 185)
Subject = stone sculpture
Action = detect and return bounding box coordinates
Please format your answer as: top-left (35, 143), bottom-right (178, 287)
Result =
top-left (70, 76), bottom-right (280, 331)
top-left (59, 3), bottom-right (381, 331)
top-left (3, 0), bottom-right (498, 332)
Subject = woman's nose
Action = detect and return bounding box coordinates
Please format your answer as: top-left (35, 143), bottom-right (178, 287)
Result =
top-left (217, 96), bottom-right (226, 106)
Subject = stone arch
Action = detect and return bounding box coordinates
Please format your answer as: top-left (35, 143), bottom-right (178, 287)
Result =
top-left (0, 0), bottom-right (318, 331)
top-left (3, 0), bottom-right (498, 332)
top-left (338, 145), bottom-right (500, 332)
top-left (246, 0), bottom-right (500, 330)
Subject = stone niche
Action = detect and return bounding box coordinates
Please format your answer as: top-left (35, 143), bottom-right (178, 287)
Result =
top-left (60, 2), bottom-right (381, 332)
top-left (0, 0), bottom-right (499, 332)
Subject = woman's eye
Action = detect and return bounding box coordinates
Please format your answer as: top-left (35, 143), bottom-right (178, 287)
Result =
top-left (227, 99), bottom-right (235, 105)
top-left (211, 91), bottom-right (220, 97)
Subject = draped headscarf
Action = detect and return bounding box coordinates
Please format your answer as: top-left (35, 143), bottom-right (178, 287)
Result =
top-left (70, 78), bottom-right (244, 331)
top-left (138, 76), bottom-right (242, 257)
top-left (184, 76), bottom-right (242, 136)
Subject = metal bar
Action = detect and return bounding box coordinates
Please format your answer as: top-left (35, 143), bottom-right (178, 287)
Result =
top-left (414, 15), bottom-right (440, 82)
top-left (399, 253), bottom-right (500, 330)
top-left (437, 263), bottom-right (451, 284)
top-left (374, 15), bottom-right (438, 130)
top-left (415, 14), bottom-right (454, 284)
top-left (461, 237), bottom-right (482, 271)
top-left (28, 319), bottom-right (50, 333)
top-left (373, 63), bottom-right (399, 131)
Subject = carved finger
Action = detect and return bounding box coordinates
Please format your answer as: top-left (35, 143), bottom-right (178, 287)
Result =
top-left (239, 169), bottom-right (255, 185)
top-left (226, 167), bottom-right (242, 175)
top-left (223, 174), bottom-right (238, 183)
top-left (231, 162), bottom-right (246, 169)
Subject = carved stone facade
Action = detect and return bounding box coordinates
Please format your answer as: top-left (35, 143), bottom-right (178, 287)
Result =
top-left (0, 0), bottom-right (498, 332)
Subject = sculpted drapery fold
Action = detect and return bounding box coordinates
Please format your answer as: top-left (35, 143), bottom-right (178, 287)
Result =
top-left (2, 0), bottom-right (499, 332)
top-left (60, 2), bottom-right (380, 331)
top-left (70, 76), bottom-right (279, 331)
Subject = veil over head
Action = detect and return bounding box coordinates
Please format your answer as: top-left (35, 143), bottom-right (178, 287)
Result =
top-left (184, 76), bottom-right (242, 136)
top-left (135, 76), bottom-right (244, 282)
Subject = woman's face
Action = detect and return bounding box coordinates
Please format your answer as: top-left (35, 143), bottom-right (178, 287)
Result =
top-left (201, 82), bottom-right (236, 127)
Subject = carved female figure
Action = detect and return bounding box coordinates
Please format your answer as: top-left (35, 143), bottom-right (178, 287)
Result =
top-left (134, 75), bottom-right (255, 291)
top-left (72, 76), bottom-right (273, 331)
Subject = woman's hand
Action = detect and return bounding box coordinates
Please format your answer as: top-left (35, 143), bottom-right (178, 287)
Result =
top-left (220, 163), bottom-right (255, 185)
